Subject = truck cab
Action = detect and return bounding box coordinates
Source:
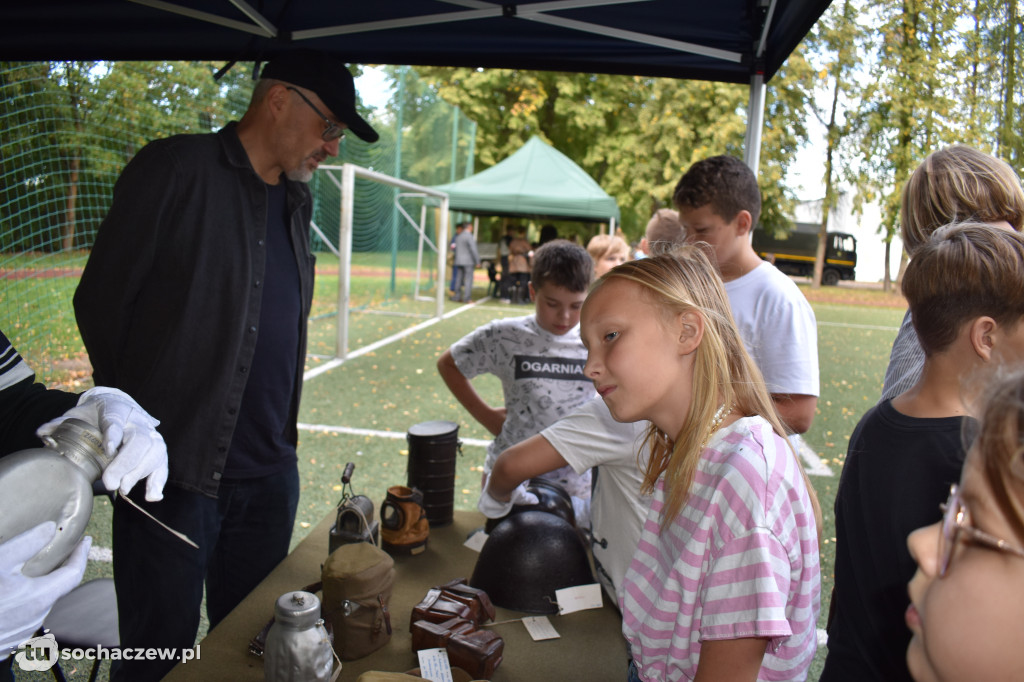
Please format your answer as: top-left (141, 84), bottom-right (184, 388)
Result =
top-left (752, 224), bottom-right (857, 286)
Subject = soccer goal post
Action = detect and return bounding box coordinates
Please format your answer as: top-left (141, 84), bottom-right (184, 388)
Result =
top-left (316, 162), bottom-right (450, 361)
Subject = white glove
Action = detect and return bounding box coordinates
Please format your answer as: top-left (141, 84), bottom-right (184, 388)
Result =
top-left (477, 481), bottom-right (539, 519)
top-left (571, 495), bottom-right (592, 529)
top-left (0, 522), bottom-right (91, 658)
top-left (37, 386), bottom-right (169, 501)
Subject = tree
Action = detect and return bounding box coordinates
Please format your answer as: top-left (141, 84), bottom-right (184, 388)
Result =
top-left (951, 0), bottom-right (1024, 169)
top-left (803, 0), bottom-right (865, 288)
top-left (407, 65), bottom-right (814, 240)
top-left (0, 61), bottom-right (252, 253)
top-left (848, 0), bottom-right (961, 291)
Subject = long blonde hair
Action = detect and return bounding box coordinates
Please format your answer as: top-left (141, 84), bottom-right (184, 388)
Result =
top-left (591, 247), bottom-right (822, 532)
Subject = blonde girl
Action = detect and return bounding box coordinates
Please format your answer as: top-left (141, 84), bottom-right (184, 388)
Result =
top-left (581, 249), bottom-right (821, 682)
top-left (587, 233), bottom-right (631, 278)
top-left (906, 367), bottom-right (1024, 682)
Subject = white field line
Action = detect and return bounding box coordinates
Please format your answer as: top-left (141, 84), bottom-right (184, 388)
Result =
top-left (303, 297), bottom-right (491, 381)
top-left (299, 424), bottom-right (834, 476)
top-left (790, 434), bottom-right (833, 477)
top-left (818, 320), bottom-right (899, 332)
top-left (89, 545), bottom-right (113, 563)
top-left (298, 421), bottom-right (492, 448)
top-left (302, 302), bottom-right (838, 476)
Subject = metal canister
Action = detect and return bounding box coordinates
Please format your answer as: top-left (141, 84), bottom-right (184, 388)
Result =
top-left (0, 418), bottom-right (111, 576)
top-left (406, 420), bottom-right (460, 527)
top-left (263, 591), bottom-right (334, 682)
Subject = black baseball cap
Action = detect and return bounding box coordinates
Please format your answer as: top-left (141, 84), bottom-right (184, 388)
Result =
top-left (261, 50), bottom-right (379, 143)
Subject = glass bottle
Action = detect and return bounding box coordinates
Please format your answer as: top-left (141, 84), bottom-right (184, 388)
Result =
top-left (0, 418), bottom-right (111, 577)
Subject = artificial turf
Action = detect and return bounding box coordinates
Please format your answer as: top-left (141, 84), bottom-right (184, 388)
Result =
top-left (62, 270), bottom-right (906, 681)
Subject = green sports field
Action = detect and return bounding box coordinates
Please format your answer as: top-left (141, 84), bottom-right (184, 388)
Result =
top-left (11, 257), bottom-right (907, 680)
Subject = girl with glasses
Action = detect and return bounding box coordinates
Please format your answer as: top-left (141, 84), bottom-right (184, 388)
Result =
top-left (906, 367), bottom-right (1024, 681)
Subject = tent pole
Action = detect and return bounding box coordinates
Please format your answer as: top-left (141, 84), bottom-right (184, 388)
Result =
top-left (438, 198), bottom-right (450, 319)
top-left (337, 163), bottom-right (356, 361)
top-left (744, 72), bottom-right (766, 175)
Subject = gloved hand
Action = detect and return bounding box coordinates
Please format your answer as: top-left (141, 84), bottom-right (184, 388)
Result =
top-left (571, 495), bottom-right (592, 529)
top-left (37, 386), bottom-right (168, 501)
top-left (477, 481), bottom-right (539, 519)
top-left (0, 522), bottom-right (90, 658)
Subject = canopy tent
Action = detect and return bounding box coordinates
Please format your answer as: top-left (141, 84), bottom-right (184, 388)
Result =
top-left (432, 136), bottom-right (621, 225)
top-left (0, 0), bottom-right (833, 171)
top-left (2, 1), bottom-right (828, 84)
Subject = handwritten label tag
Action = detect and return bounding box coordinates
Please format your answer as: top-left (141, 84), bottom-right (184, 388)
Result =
top-left (522, 615), bottom-right (560, 641)
top-left (417, 648), bottom-right (454, 682)
top-left (555, 583), bottom-right (603, 615)
top-left (463, 530), bottom-right (488, 553)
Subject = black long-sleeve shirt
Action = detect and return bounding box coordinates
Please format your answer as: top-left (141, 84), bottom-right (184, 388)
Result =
top-left (0, 330), bottom-right (78, 456)
top-left (73, 123), bottom-right (315, 498)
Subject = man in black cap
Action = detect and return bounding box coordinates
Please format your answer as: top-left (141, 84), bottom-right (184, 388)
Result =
top-left (73, 50), bottom-right (377, 682)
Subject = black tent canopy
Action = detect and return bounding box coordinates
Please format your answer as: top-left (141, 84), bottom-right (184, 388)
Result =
top-left (1, 0), bottom-right (832, 168)
top-left (3, 1), bottom-right (826, 83)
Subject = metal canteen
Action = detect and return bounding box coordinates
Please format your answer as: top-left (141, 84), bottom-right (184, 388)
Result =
top-left (263, 591), bottom-right (333, 682)
top-left (0, 418), bottom-right (111, 577)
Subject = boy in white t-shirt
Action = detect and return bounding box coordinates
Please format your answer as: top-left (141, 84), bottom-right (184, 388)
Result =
top-left (674, 155), bottom-right (819, 434)
top-left (437, 239), bottom-right (596, 499)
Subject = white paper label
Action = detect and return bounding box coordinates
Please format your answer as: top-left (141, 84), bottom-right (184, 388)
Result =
top-left (417, 648), bottom-right (454, 682)
top-left (555, 583), bottom-right (604, 615)
top-left (522, 615), bottom-right (561, 641)
top-left (463, 529), bottom-right (488, 552)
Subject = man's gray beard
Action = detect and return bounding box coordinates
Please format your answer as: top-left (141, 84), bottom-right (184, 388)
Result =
top-left (285, 167), bottom-right (313, 183)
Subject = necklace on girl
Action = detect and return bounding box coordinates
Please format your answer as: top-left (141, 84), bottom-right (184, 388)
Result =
top-left (703, 402), bottom-right (732, 448)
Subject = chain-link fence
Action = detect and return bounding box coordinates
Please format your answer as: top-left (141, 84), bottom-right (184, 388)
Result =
top-left (0, 61), bottom-right (475, 386)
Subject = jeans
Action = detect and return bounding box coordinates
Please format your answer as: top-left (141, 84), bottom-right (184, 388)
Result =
top-left (453, 264), bottom-right (473, 302)
top-left (111, 464), bottom-right (299, 681)
top-left (627, 659), bottom-right (642, 682)
top-left (507, 272), bottom-right (530, 303)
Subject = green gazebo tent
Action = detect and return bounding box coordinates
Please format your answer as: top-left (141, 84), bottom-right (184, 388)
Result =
top-left (432, 136), bottom-right (621, 229)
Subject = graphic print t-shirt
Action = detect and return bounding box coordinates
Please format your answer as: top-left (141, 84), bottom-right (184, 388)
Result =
top-left (450, 314), bottom-right (596, 470)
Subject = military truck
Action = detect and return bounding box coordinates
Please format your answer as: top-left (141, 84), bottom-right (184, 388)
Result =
top-left (752, 222), bottom-right (857, 286)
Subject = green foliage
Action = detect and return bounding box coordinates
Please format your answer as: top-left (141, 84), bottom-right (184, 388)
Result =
top-left (1, 61), bottom-right (473, 373)
top-left (0, 61), bottom-right (251, 253)
top-left (799, 0), bottom-right (867, 286)
top-left (409, 66), bottom-right (814, 239)
top-left (798, 0), bottom-right (1024, 287)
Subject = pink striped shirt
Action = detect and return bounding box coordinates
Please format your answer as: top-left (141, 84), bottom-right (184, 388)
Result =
top-left (621, 416), bottom-right (820, 681)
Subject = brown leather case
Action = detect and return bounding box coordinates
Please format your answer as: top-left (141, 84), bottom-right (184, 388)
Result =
top-left (440, 579), bottom-right (496, 624)
top-left (410, 617), bottom-right (474, 652)
top-left (447, 628), bottom-right (505, 680)
top-left (410, 588), bottom-right (473, 630)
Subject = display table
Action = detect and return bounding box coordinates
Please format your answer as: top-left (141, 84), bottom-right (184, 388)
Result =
top-left (164, 509), bottom-right (628, 681)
